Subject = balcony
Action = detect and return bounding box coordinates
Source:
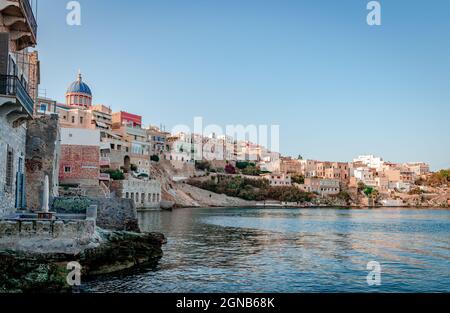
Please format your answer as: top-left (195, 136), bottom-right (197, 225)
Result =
top-left (0, 75), bottom-right (33, 125)
top-left (0, 0), bottom-right (37, 50)
top-left (99, 173), bottom-right (111, 181)
top-left (99, 157), bottom-right (111, 167)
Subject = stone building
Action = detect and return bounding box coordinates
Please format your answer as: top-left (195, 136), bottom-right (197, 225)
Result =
top-left (111, 176), bottom-right (161, 209)
top-left (59, 127), bottom-right (100, 188)
top-left (300, 178), bottom-right (340, 196)
top-left (280, 157), bottom-right (302, 174)
top-left (35, 96), bottom-right (57, 115)
top-left (261, 173), bottom-right (292, 187)
top-left (25, 114), bottom-right (60, 211)
top-left (146, 125), bottom-right (170, 157)
top-left (112, 111), bottom-right (151, 175)
top-left (0, 0), bottom-right (38, 216)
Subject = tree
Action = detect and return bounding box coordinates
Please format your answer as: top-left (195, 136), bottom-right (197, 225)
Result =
top-left (363, 186), bottom-right (375, 197)
top-left (291, 174), bottom-right (305, 184)
top-left (130, 164), bottom-right (138, 172)
top-left (195, 160), bottom-right (211, 171)
top-left (336, 191), bottom-right (352, 204)
top-left (101, 169), bottom-right (124, 181)
top-left (357, 181), bottom-right (366, 192)
top-left (236, 161), bottom-right (255, 170)
top-left (424, 169), bottom-right (450, 187)
top-left (150, 155), bottom-right (160, 162)
top-left (297, 155), bottom-right (303, 160)
top-left (242, 166), bottom-right (261, 176)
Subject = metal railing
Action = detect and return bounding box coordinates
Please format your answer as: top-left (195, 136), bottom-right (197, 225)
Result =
top-left (20, 0), bottom-right (37, 39)
top-left (99, 157), bottom-right (111, 166)
top-left (0, 75), bottom-right (34, 115)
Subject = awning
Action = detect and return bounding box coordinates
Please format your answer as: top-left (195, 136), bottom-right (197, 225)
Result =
top-left (95, 120), bottom-right (109, 129)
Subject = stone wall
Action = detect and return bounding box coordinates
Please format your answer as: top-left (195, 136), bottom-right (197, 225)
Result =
top-left (0, 117), bottom-right (27, 217)
top-left (111, 178), bottom-right (162, 209)
top-left (25, 115), bottom-right (60, 211)
top-left (0, 219), bottom-right (95, 241)
top-left (91, 198), bottom-right (139, 232)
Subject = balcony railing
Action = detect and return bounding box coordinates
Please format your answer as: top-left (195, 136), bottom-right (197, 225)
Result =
top-left (20, 0), bottom-right (37, 39)
top-left (100, 157), bottom-right (111, 167)
top-left (99, 173), bottom-right (111, 181)
top-left (0, 75), bottom-right (34, 116)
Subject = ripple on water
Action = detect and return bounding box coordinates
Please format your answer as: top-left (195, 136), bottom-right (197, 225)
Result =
top-left (83, 208), bottom-right (450, 293)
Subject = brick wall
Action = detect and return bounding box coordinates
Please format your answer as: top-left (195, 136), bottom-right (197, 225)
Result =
top-left (59, 145), bottom-right (99, 186)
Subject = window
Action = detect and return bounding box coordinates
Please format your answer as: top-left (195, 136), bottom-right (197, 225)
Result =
top-left (71, 116), bottom-right (75, 123)
top-left (39, 103), bottom-right (47, 113)
top-left (5, 146), bottom-right (14, 192)
top-left (80, 117), bottom-right (83, 124)
top-left (125, 192), bottom-right (129, 198)
top-left (141, 193), bottom-right (145, 204)
top-left (64, 166), bottom-right (71, 173)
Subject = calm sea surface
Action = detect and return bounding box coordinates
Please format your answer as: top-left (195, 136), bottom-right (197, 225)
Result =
top-left (84, 208), bottom-right (450, 293)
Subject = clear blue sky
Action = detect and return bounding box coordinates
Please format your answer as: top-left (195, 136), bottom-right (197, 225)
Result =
top-left (36, 0), bottom-right (450, 170)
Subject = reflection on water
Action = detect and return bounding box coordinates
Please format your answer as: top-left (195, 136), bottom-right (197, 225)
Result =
top-left (84, 208), bottom-right (450, 293)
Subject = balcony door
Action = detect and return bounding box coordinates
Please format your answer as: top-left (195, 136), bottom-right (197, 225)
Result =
top-left (15, 155), bottom-right (26, 210)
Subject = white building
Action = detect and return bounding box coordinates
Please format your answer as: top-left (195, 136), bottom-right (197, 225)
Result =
top-left (353, 155), bottom-right (384, 169)
top-left (113, 177), bottom-right (162, 209)
top-left (60, 127), bottom-right (101, 146)
top-left (299, 160), bottom-right (318, 178)
top-left (404, 162), bottom-right (430, 176)
top-left (389, 182), bottom-right (412, 193)
top-left (261, 173), bottom-right (292, 186)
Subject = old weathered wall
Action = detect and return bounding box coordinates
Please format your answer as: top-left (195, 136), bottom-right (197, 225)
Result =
top-left (59, 145), bottom-right (99, 186)
top-left (0, 117), bottom-right (27, 217)
top-left (92, 198), bottom-right (139, 232)
top-left (25, 115), bottom-right (60, 211)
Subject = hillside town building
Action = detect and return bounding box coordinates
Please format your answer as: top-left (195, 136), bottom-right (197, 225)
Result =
top-left (261, 173), bottom-right (292, 187)
top-left (0, 0), bottom-right (38, 216)
top-left (300, 178), bottom-right (340, 196)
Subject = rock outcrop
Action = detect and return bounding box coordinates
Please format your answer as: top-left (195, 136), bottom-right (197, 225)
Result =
top-left (0, 229), bottom-right (165, 293)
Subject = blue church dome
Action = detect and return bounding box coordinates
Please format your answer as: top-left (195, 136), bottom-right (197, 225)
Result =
top-left (66, 72), bottom-right (92, 96)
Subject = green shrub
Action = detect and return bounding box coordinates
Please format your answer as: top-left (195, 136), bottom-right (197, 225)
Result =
top-left (187, 175), bottom-right (312, 203)
top-left (101, 169), bottom-right (125, 180)
top-left (291, 174), bottom-right (305, 184)
top-left (195, 160), bottom-right (211, 171)
top-left (241, 166), bottom-right (261, 176)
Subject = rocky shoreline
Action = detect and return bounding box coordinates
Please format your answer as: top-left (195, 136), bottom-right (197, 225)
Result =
top-left (0, 228), bottom-right (166, 293)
